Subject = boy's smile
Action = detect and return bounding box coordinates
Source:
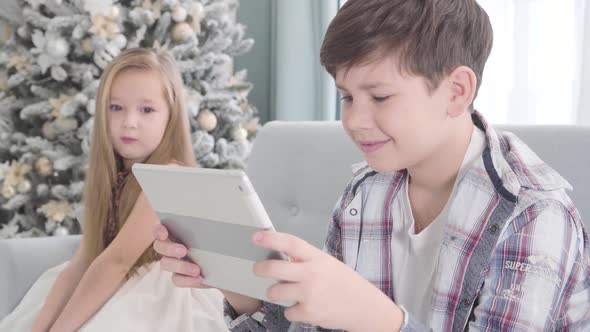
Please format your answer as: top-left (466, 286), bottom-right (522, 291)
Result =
top-left (335, 52), bottom-right (476, 195)
top-left (357, 139), bottom-right (391, 153)
top-left (336, 53), bottom-right (453, 173)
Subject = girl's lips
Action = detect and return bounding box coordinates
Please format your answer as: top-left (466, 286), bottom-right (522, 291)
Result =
top-left (359, 140), bottom-right (390, 153)
top-left (121, 137), bottom-right (137, 144)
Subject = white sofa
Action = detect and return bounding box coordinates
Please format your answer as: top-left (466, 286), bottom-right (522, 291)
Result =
top-left (1, 121), bottom-right (589, 320)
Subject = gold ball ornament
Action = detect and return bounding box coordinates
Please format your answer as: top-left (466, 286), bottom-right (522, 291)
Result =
top-left (196, 110), bottom-right (217, 132)
top-left (172, 22), bottom-right (194, 42)
top-left (35, 157), bottom-right (53, 177)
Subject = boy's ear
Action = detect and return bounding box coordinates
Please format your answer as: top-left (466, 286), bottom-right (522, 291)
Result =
top-left (447, 66), bottom-right (477, 118)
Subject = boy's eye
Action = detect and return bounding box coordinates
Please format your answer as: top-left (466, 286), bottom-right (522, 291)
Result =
top-left (109, 104), bottom-right (122, 112)
top-left (141, 106), bottom-right (156, 113)
top-left (340, 95), bottom-right (353, 102)
top-left (373, 96), bottom-right (390, 102)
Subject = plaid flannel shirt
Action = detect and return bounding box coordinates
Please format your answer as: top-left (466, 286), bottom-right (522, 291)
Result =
top-left (225, 112), bottom-right (590, 331)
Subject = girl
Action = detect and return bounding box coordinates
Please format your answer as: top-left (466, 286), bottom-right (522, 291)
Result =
top-left (0, 48), bottom-right (228, 331)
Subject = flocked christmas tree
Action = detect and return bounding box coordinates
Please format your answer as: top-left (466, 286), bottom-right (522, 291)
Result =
top-left (0, 0), bottom-right (258, 238)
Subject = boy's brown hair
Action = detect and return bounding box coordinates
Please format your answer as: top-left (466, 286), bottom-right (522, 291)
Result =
top-left (320, 0), bottom-right (493, 102)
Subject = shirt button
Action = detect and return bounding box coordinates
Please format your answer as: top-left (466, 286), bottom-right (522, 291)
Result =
top-left (349, 208), bottom-right (358, 216)
top-left (488, 224), bottom-right (499, 234)
top-left (461, 297), bottom-right (471, 307)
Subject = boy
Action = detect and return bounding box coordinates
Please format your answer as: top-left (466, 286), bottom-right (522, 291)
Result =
top-left (154, 0), bottom-right (590, 330)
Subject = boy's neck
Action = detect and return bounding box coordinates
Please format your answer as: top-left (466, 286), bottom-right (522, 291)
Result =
top-left (407, 113), bottom-right (474, 232)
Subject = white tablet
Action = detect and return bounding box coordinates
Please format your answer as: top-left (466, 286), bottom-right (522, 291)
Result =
top-left (132, 163), bottom-right (291, 306)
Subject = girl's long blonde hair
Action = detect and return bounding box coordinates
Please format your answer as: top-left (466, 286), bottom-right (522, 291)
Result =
top-left (82, 48), bottom-right (194, 275)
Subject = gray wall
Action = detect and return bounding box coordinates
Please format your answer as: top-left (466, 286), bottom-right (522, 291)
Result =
top-left (236, 0), bottom-right (272, 124)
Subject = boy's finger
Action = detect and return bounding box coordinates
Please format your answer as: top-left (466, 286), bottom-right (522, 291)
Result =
top-left (253, 259), bottom-right (304, 282)
top-left (284, 303), bottom-right (312, 325)
top-left (253, 231), bottom-right (318, 262)
top-left (267, 281), bottom-right (302, 304)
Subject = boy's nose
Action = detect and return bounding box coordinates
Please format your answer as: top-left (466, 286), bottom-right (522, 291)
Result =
top-left (345, 106), bottom-right (374, 131)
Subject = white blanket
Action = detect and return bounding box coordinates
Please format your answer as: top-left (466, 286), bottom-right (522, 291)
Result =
top-left (0, 261), bottom-right (229, 331)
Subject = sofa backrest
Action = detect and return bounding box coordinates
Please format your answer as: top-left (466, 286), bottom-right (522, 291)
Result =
top-left (246, 121), bottom-right (590, 248)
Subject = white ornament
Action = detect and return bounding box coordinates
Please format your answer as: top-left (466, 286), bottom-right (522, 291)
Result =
top-left (17, 180), bottom-right (31, 193)
top-left (231, 127), bottom-right (248, 141)
top-left (110, 5), bottom-right (120, 19)
top-left (113, 34), bottom-right (127, 49)
top-left (172, 22), bottom-right (194, 42)
top-left (54, 226), bottom-right (69, 236)
top-left (47, 37), bottom-right (70, 58)
top-left (172, 6), bottom-right (188, 22)
top-left (196, 110), bottom-right (217, 132)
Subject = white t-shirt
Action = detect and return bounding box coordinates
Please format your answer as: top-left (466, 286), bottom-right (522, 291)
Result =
top-left (391, 126), bottom-right (486, 324)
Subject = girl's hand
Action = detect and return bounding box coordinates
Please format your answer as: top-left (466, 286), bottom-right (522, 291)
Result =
top-left (153, 225), bottom-right (262, 315)
top-left (153, 224), bottom-right (209, 288)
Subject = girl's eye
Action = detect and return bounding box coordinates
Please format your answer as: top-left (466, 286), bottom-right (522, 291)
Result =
top-left (141, 107), bottom-right (155, 113)
top-left (109, 104), bottom-right (122, 112)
